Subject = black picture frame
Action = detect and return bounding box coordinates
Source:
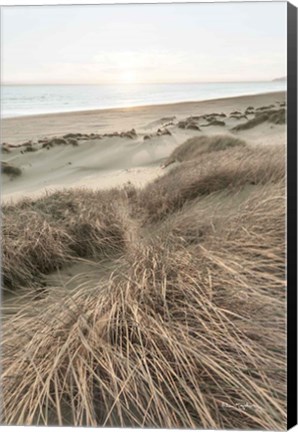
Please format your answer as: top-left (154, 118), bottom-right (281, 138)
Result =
top-left (287, 1), bottom-right (298, 430)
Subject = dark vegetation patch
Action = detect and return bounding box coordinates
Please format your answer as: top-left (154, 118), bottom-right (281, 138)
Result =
top-left (160, 116), bottom-right (176, 122)
top-left (1, 162), bottom-right (22, 178)
top-left (66, 138), bottom-right (79, 146)
top-left (103, 129), bottom-right (137, 139)
top-left (232, 108), bottom-right (286, 131)
top-left (185, 122), bottom-right (200, 130)
top-left (201, 119), bottom-right (226, 127)
top-left (256, 104), bottom-right (275, 111)
top-left (24, 145), bottom-right (37, 153)
top-left (143, 128), bottom-right (172, 141)
top-left (177, 113), bottom-right (228, 131)
top-left (42, 137), bottom-right (79, 149)
top-left (17, 129), bottom-right (140, 153)
top-left (203, 112), bottom-right (226, 118)
top-left (178, 119), bottom-right (200, 130)
top-left (157, 128), bottom-right (171, 136)
top-left (1, 144), bottom-right (11, 153)
top-left (230, 114), bottom-right (247, 120)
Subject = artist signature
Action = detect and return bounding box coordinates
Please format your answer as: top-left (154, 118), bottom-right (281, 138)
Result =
top-left (221, 401), bottom-right (262, 412)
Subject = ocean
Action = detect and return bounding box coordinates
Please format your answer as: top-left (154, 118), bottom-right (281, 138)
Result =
top-left (1, 81), bottom-right (286, 118)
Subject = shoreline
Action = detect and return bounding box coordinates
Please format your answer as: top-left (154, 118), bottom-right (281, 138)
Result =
top-left (2, 90), bottom-right (285, 121)
top-left (2, 91), bottom-right (286, 145)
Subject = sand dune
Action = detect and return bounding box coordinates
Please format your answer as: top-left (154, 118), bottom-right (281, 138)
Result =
top-left (1, 91), bottom-right (285, 203)
top-left (2, 132), bottom-right (177, 202)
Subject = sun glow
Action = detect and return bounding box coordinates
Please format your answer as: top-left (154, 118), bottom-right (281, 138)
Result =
top-left (119, 70), bottom-right (138, 84)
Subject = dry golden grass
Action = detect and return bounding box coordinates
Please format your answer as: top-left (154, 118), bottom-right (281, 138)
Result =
top-left (141, 141), bottom-right (284, 223)
top-left (165, 135), bottom-right (246, 165)
top-left (1, 135), bottom-right (286, 429)
top-left (2, 187), bottom-right (136, 290)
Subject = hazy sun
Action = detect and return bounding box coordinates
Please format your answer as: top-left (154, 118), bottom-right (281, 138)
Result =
top-left (120, 70), bottom-right (137, 84)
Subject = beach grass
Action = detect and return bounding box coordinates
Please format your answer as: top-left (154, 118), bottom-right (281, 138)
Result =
top-left (164, 135), bottom-right (246, 165)
top-left (1, 135), bottom-right (286, 429)
top-left (232, 108), bottom-right (286, 131)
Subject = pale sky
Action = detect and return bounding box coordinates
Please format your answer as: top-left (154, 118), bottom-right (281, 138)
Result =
top-left (1, 2), bottom-right (287, 84)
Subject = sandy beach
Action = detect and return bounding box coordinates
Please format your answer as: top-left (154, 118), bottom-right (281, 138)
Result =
top-left (1, 91), bottom-right (286, 202)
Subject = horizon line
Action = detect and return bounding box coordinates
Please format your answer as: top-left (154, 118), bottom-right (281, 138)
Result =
top-left (2, 78), bottom-right (286, 86)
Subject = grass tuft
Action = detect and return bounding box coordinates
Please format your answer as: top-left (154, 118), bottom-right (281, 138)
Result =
top-left (164, 135), bottom-right (246, 166)
top-left (140, 140), bottom-right (284, 223)
top-left (2, 187), bottom-right (136, 291)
